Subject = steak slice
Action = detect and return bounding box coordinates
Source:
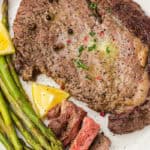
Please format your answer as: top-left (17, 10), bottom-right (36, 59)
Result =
top-left (90, 133), bottom-right (111, 150)
top-left (47, 101), bottom-right (87, 146)
top-left (13, 0), bottom-right (150, 113)
top-left (108, 97), bottom-right (150, 134)
top-left (69, 117), bottom-right (100, 150)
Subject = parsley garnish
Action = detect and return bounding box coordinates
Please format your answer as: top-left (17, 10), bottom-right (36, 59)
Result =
top-left (89, 31), bottom-right (96, 37)
top-left (89, 2), bottom-right (97, 10)
top-left (106, 46), bottom-right (111, 54)
top-left (88, 44), bottom-right (97, 51)
top-left (74, 59), bottom-right (89, 70)
top-left (94, 38), bottom-right (97, 42)
top-left (85, 75), bottom-right (92, 80)
top-left (78, 45), bottom-right (84, 56)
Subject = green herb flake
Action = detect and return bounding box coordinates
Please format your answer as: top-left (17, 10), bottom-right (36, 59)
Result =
top-left (85, 75), bottom-right (92, 80)
top-left (106, 46), bottom-right (111, 54)
top-left (89, 2), bottom-right (97, 10)
top-left (78, 45), bottom-right (84, 56)
top-left (74, 59), bottom-right (89, 70)
top-left (88, 44), bottom-right (97, 51)
top-left (94, 38), bottom-right (97, 42)
top-left (89, 31), bottom-right (96, 37)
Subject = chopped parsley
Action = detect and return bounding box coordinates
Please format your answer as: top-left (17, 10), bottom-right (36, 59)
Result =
top-left (88, 44), bottom-right (97, 51)
top-left (74, 59), bottom-right (89, 70)
top-left (94, 38), bottom-right (97, 42)
top-left (106, 46), bottom-right (111, 54)
top-left (89, 2), bottom-right (97, 10)
top-left (78, 45), bottom-right (85, 56)
top-left (89, 31), bottom-right (96, 37)
top-left (85, 75), bottom-right (92, 80)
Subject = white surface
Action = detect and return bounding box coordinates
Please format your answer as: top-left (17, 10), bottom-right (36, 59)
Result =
top-left (0, 0), bottom-right (150, 150)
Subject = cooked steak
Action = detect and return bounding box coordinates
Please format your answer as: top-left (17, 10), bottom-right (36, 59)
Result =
top-left (90, 133), bottom-right (111, 150)
top-left (108, 98), bottom-right (150, 134)
top-left (13, 0), bottom-right (150, 113)
top-left (47, 101), bottom-right (87, 146)
top-left (70, 117), bottom-right (100, 150)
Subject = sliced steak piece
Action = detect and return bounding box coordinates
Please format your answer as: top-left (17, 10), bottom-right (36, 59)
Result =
top-left (47, 101), bottom-right (87, 146)
top-left (90, 133), bottom-right (111, 150)
top-left (70, 117), bottom-right (100, 150)
top-left (13, 0), bottom-right (150, 113)
top-left (108, 98), bottom-right (150, 134)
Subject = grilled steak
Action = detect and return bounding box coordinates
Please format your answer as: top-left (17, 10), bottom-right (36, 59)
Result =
top-left (47, 101), bottom-right (87, 146)
top-left (13, 0), bottom-right (150, 113)
top-left (70, 117), bottom-right (100, 150)
top-left (90, 133), bottom-right (111, 150)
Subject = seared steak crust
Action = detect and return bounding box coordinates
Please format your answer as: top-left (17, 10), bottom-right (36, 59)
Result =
top-left (108, 98), bottom-right (150, 134)
top-left (104, 0), bottom-right (150, 47)
top-left (13, 0), bottom-right (149, 113)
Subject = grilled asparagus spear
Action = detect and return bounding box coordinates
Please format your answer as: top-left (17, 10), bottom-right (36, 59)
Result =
top-left (0, 129), bottom-right (13, 150)
top-left (0, 78), bottom-right (52, 150)
top-left (1, 0), bottom-right (63, 149)
top-left (11, 112), bottom-right (43, 150)
top-left (0, 91), bottom-right (22, 150)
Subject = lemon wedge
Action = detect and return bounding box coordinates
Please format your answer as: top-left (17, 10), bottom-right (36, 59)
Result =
top-left (32, 83), bottom-right (69, 117)
top-left (0, 22), bottom-right (15, 55)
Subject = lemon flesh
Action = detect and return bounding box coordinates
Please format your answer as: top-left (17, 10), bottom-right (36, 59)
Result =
top-left (32, 83), bottom-right (69, 117)
top-left (0, 22), bottom-right (15, 55)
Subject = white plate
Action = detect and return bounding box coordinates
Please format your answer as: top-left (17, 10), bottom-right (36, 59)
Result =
top-left (0, 0), bottom-right (150, 150)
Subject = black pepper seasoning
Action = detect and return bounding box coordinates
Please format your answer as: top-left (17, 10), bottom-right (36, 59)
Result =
top-left (53, 43), bottom-right (65, 51)
top-left (68, 28), bottom-right (74, 35)
top-left (28, 23), bottom-right (37, 31)
top-left (48, 0), bottom-right (59, 3)
top-left (46, 14), bottom-right (52, 21)
top-left (48, 0), bottom-right (53, 3)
